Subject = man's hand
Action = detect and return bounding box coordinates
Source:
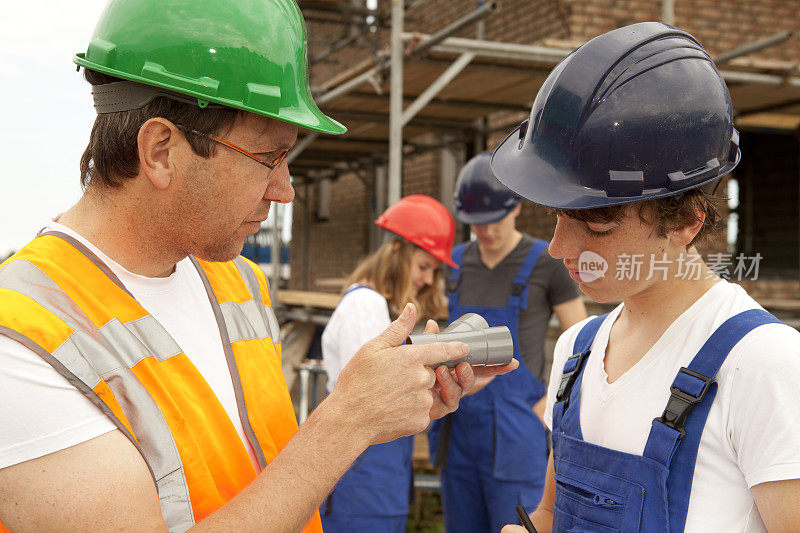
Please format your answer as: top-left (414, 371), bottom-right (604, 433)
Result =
top-left (463, 376), bottom-right (494, 397)
top-left (328, 304), bottom-right (517, 445)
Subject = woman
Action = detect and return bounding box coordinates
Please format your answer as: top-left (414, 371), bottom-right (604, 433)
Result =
top-left (320, 194), bottom-right (457, 533)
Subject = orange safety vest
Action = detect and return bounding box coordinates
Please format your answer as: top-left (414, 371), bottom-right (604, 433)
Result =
top-left (0, 232), bottom-right (322, 533)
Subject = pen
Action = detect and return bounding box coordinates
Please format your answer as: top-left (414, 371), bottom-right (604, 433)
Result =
top-left (515, 504), bottom-right (538, 533)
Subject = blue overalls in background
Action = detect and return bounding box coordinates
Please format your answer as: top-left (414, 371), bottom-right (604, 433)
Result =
top-left (428, 240), bottom-right (550, 533)
top-left (321, 285), bottom-right (415, 533)
top-left (552, 309), bottom-right (780, 532)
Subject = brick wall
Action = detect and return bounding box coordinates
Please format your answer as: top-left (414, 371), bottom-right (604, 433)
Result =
top-left (568, 0), bottom-right (800, 60)
top-left (407, 0), bottom-right (570, 43)
top-left (402, 144), bottom-right (441, 198)
top-left (289, 171), bottom-right (373, 291)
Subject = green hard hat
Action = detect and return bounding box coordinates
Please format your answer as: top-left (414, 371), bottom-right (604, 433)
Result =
top-left (74, 0), bottom-right (346, 135)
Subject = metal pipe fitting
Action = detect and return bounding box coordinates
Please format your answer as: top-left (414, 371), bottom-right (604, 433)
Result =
top-left (407, 313), bottom-right (514, 368)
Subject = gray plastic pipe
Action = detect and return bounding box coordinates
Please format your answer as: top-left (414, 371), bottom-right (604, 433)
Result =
top-left (407, 313), bottom-right (514, 368)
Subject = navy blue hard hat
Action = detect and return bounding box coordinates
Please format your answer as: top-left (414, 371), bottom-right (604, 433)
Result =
top-left (453, 152), bottom-right (521, 225)
top-left (491, 22), bottom-right (740, 210)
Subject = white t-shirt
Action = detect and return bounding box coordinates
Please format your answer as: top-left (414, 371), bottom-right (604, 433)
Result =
top-left (544, 280), bottom-right (800, 532)
top-left (0, 222), bottom-right (259, 470)
top-left (321, 285), bottom-right (391, 393)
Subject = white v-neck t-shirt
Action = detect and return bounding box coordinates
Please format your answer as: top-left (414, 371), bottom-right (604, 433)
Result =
top-left (0, 222), bottom-right (259, 470)
top-left (544, 280), bottom-right (800, 532)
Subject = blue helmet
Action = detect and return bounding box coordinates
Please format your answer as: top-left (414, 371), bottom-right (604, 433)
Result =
top-left (453, 152), bottom-right (521, 225)
top-left (491, 22), bottom-right (740, 210)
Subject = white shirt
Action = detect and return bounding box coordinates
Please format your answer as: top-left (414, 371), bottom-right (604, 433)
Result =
top-left (321, 285), bottom-right (391, 393)
top-left (544, 281), bottom-right (800, 532)
top-left (0, 222), bottom-right (259, 470)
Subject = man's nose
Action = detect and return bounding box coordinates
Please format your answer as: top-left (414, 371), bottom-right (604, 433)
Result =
top-left (549, 216), bottom-right (580, 260)
top-left (264, 163), bottom-right (295, 204)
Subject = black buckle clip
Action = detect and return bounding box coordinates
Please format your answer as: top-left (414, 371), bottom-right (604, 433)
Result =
top-left (556, 351), bottom-right (589, 404)
top-left (654, 367), bottom-right (713, 440)
top-left (511, 283), bottom-right (525, 297)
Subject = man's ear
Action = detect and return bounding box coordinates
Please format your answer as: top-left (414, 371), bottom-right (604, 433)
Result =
top-left (137, 118), bottom-right (181, 190)
top-left (670, 208), bottom-right (706, 248)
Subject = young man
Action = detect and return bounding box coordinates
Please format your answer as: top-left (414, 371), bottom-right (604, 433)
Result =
top-left (0, 2), bottom-right (517, 531)
top-left (429, 153), bottom-right (586, 533)
top-left (495, 23), bottom-right (800, 532)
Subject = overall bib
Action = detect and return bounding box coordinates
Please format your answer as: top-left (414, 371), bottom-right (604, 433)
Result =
top-left (321, 285), bottom-right (414, 533)
top-left (429, 240), bottom-right (550, 533)
top-left (552, 309), bottom-right (780, 532)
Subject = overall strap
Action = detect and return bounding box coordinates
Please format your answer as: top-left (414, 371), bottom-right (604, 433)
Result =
top-left (508, 239), bottom-right (548, 312)
top-left (551, 314), bottom-right (608, 431)
top-left (446, 242), bottom-right (468, 309)
top-left (642, 309), bottom-right (782, 533)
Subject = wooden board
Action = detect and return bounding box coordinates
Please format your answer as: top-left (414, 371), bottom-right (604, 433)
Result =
top-left (280, 322), bottom-right (317, 391)
top-left (276, 289), bottom-right (341, 309)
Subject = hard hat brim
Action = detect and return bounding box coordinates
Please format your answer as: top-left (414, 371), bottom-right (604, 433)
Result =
top-left (491, 124), bottom-right (741, 210)
top-left (454, 208), bottom-right (512, 226)
top-left (74, 54), bottom-right (347, 136)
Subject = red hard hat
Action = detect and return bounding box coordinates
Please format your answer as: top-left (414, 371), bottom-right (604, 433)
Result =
top-left (375, 195), bottom-right (458, 268)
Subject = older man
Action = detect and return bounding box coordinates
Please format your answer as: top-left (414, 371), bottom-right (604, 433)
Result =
top-left (0, 2), bottom-right (516, 531)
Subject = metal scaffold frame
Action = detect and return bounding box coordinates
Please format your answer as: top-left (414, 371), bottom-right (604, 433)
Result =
top-left (273, 2), bottom-right (800, 395)
top-left (291, 0), bottom-right (800, 196)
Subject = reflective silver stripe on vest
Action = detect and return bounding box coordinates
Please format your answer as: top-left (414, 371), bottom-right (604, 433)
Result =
top-left (232, 256), bottom-right (281, 344)
top-left (220, 299), bottom-right (269, 343)
top-left (190, 256), bottom-right (269, 470)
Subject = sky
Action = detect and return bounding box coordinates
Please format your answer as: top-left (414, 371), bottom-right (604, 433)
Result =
top-left (0, 2), bottom-right (111, 256)
top-left (0, 1), bottom-right (293, 258)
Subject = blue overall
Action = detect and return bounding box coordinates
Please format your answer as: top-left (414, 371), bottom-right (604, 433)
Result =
top-left (428, 240), bottom-right (550, 533)
top-left (321, 285), bottom-right (415, 533)
top-left (552, 309), bottom-right (781, 532)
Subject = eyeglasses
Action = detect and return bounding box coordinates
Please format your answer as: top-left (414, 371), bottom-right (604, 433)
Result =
top-left (178, 126), bottom-right (289, 171)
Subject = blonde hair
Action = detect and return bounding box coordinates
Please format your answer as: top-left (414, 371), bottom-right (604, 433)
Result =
top-left (346, 240), bottom-right (446, 321)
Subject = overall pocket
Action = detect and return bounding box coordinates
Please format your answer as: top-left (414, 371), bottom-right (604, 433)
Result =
top-left (552, 467), bottom-right (644, 532)
top-left (552, 499), bottom-right (619, 533)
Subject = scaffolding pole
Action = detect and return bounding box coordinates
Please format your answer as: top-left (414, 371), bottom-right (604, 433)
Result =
top-left (270, 204), bottom-right (281, 295)
top-left (408, 1), bottom-right (497, 55)
top-left (402, 51), bottom-right (476, 126)
top-left (400, 33), bottom-right (573, 63)
top-left (316, 63), bottom-right (384, 106)
top-left (720, 69), bottom-right (800, 87)
top-left (389, 0), bottom-right (404, 206)
top-left (714, 31), bottom-right (794, 65)
top-left (287, 132), bottom-right (320, 165)
top-left (315, 4), bottom-right (502, 109)
top-left (661, 0), bottom-right (675, 26)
